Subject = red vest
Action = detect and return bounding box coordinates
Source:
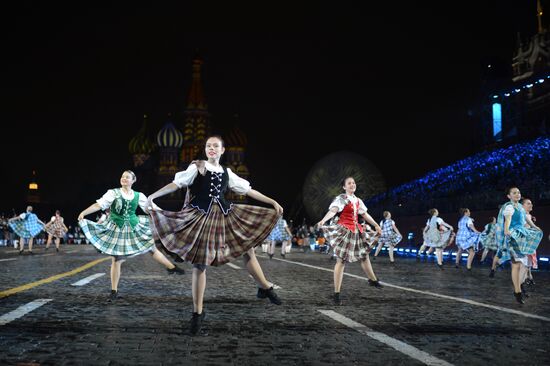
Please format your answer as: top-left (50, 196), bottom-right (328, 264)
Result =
top-left (338, 200), bottom-right (363, 233)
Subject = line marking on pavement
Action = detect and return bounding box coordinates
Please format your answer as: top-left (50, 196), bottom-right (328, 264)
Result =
top-left (226, 262), bottom-right (242, 269)
top-left (0, 258), bottom-right (17, 262)
top-left (319, 310), bottom-right (453, 366)
top-left (0, 299), bottom-right (52, 326)
top-left (71, 273), bottom-right (105, 286)
top-left (0, 257), bottom-right (111, 299)
top-left (260, 255), bottom-right (550, 322)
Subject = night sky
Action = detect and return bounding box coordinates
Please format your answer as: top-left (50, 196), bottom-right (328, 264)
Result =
top-left (1, 2), bottom-right (541, 223)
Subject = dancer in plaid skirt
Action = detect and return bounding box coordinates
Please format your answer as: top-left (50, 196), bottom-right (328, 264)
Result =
top-left (455, 208), bottom-right (481, 271)
top-left (425, 208), bottom-right (455, 270)
top-left (268, 216), bottom-right (292, 259)
top-left (495, 187), bottom-right (543, 304)
top-left (520, 198), bottom-right (542, 296)
top-left (147, 135), bottom-right (283, 336)
top-left (78, 170), bottom-right (185, 301)
top-left (45, 210), bottom-right (68, 252)
top-left (8, 206), bottom-right (45, 255)
top-left (316, 176), bottom-right (383, 306)
top-left (373, 211), bottom-right (402, 264)
top-left (479, 217), bottom-right (500, 277)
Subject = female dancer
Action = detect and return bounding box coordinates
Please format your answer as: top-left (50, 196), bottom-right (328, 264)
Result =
top-left (147, 135), bottom-right (283, 335)
top-left (455, 208), bottom-right (481, 270)
top-left (268, 216), bottom-right (293, 259)
top-left (316, 176), bottom-right (383, 306)
top-left (425, 208), bottom-right (455, 269)
top-left (78, 170), bottom-right (185, 301)
top-left (373, 211), bottom-right (402, 263)
top-left (520, 198), bottom-right (542, 291)
top-left (45, 210), bottom-right (69, 252)
top-left (9, 206), bottom-right (45, 255)
top-left (495, 187), bottom-right (543, 304)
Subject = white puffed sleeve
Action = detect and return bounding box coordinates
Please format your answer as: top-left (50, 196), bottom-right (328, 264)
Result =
top-left (50, 216), bottom-right (56, 222)
top-left (19, 213), bottom-right (26, 220)
top-left (503, 204), bottom-right (515, 217)
top-left (96, 189), bottom-right (116, 210)
top-left (173, 164), bottom-right (199, 188)
top-left (358, 199), bottom-right (368, 215)
top-left (227, 168), bottom-right (251, 195)
top-left (329, 196), bottom-right (346, 212)
top-left (138, 192), bottom-right (160, 212)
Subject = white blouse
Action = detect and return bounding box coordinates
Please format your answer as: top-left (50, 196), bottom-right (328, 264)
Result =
top-left (503, 204), bottom-right (516, 217)
top-left (50, 216), bottom-right (64, 223)
top-left (173, 161), bottom-right (251, 195)
top-left (96, 189), bottom-right (149, 212)
top-left (329, 194), bottom-right (367, 215)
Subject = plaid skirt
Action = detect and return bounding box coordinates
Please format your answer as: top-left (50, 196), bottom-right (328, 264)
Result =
top-left (149, 203), bottom-right (279, 266)
top-left (456, 231), bottom-right (480, 251)
top-left (322, 224), bottom-right (372, 263)
top-left (9, 220), bottom-right (43, 239)
top-left (268, 227), bottom-right (291, 242)
top-left (479, 232), bottom-right (498, 251)
top-left (378, 232), bottom-right (402, 247)
top-left (45, 223), bottom-right (67, 239)
top-left (79, 216), bottom-right (155, 256)
top-left (498, 227), bottom-right (543, 264)
top-left (426, 228), bottom-right (455, 249)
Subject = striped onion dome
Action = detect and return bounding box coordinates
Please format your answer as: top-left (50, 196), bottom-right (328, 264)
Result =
top-left (129, 116), bottom-right (155, 154)
top-left (157, 120), bottom-right (183, 148)
top-left (225, 124), bottom-right (247, 147)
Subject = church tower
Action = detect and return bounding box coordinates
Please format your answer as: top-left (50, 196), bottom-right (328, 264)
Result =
top-left (181, 55), bottom-right (211, 167)
top-left (129, 114), bottom-right (156, 192)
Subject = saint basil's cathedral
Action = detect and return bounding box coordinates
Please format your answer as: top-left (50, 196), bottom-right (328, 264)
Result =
top-left (127, 56), bottom-right (249, 209)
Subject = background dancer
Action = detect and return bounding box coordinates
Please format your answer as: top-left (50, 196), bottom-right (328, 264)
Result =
top-left (9, 206), bottom-right (45, 255)
top-left (425, 208), bottom-right (455, 269)
top-left (44, 210), bottom-right (68, 252)
top-left (455, 208), bottom-right (481, 270)
top-left (317, 176), bottom-right (383, 306)
top-left (372, 211), bottom-right (402, 264)
top-left (78, 170), bottom-right (185, 302)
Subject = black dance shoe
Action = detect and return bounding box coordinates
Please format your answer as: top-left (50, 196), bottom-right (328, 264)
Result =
top-left (489, 269), bottom-right (495, 278)
top-left (368, 279), bottom-right (383, 289)
top-left (280, 253), bottom-right (285, 259)
top-left (437, 264), bottom-right (444, 270)
top-left (257, 286), bottom-right (282, 305)
top-left (514, 292), bottom-right (525, 304)
top-left (190, 311), bottom-right (206, 336)
top-left (167, 265), bottom-right (185, 275)
top-left (333, 292), bottom-right (342, 306)
top-left (108, 290), bottom-right (118, 302)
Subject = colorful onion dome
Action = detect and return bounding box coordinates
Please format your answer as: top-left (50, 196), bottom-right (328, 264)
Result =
top-left (157, 119), bottom-right (183, 148)
top-left (129, 115), bottom-right (155, 154)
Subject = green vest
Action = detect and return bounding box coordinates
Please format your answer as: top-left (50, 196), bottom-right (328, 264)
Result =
top-left (109, 188), bottom-right (139, 228)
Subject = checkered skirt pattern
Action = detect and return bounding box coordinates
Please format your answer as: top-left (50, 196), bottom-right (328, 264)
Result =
top-left (149, 204), bottom-right (279, 266)
top-left (498, 227), bottom-right (543, 263)
top-left (426, 227), bottom-right (455, 249)
top-left (268, 218), bottom-right (291, 242)
top-left (378, 220), bottom-right (402, 247)
top-left (79, 216), bottom-right (155, 256)
top-left (456, 218), bottom-right (481, 251)
top-left (479, 224), bottom-right (498, 251)
top-left (322, 224), bottom-right (372, 263)
top-left (45, 219), bottom-right (67, 238)
top-left (9, 218), bottom-right (43, 239)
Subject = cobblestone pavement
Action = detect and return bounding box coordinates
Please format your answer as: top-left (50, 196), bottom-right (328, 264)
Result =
top-left (1, 245), bottom-right (549, 365)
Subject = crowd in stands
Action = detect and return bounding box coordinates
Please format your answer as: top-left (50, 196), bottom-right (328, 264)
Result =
top-left (366, 136), bottom-right (550, 215)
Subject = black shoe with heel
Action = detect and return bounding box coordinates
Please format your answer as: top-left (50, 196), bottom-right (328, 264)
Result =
top-left (514, 292), bottom-right (525, 304)
top-left (368, 279), bottom-right (383, 289)
top-left (257, 286), bottom-right (282, 305)
top-left (333, 292), bottom-right (342, 306)
top-left (190, 311), bottom-right (206, 335)
top-left (167, 265), bottom-right (185, 275)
